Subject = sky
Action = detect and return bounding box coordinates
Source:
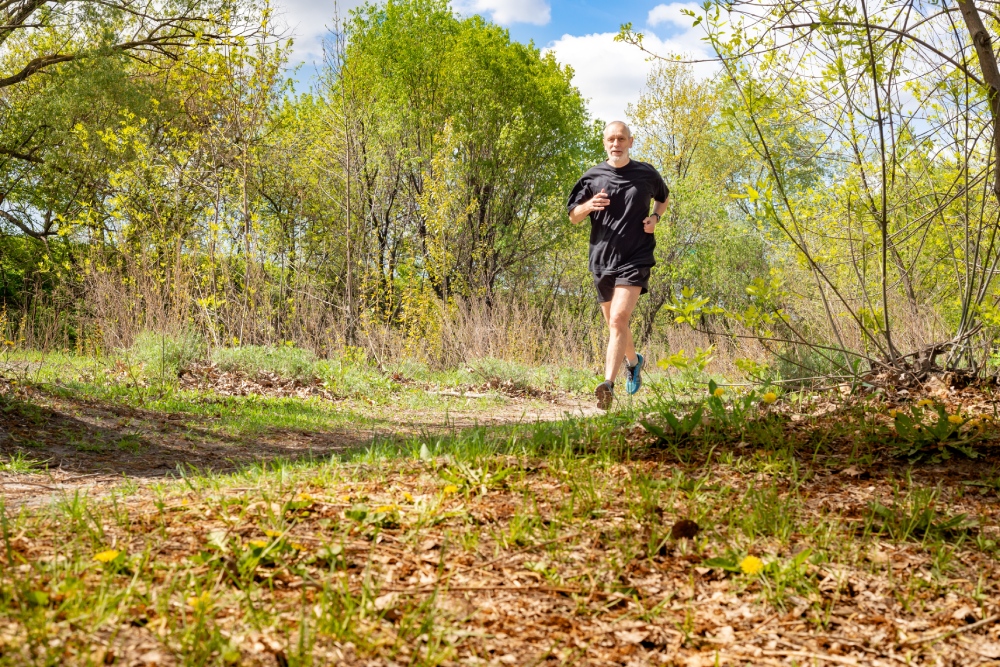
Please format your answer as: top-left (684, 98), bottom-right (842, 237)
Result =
top-left (276, 0), bottom-right (719, 122)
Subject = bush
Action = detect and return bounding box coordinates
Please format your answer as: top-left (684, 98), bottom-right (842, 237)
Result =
top-left (129, 331), bottom-right (206, 378)
top-left (211, 345), bottom-right (317, 381)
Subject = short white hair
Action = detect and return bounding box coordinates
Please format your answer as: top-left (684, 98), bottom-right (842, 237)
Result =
top-left (603, 120), bottom-right (631, 137)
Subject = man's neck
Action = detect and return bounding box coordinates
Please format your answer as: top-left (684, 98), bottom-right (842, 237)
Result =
top-left (607, 157), bottom-right (631, 168)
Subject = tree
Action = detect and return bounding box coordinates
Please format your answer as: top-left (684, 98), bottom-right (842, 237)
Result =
top-left (620, 1), bottom-right (1000, 379)
top-left (320, 0), bottom-right (591, 311)
top-left (0, 0), bottom-right (269, 240)
top-left (626, 61), bottom-right (769, 343)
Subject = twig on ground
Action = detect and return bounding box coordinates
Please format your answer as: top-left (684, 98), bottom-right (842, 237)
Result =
top-left (902, 612), bottom-right (1000, 646)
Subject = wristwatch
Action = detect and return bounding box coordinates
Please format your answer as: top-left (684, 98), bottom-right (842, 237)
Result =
top-left (650, 212), bottom-right (660, 221)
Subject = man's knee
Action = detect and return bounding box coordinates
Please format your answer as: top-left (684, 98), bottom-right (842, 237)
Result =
top-left (609, 310), bottom-right (632, 333)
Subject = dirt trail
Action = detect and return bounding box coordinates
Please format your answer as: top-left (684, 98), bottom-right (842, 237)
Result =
top-left (0, 384), bottom-right (601, 508)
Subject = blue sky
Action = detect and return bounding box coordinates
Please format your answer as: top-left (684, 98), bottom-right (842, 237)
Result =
top-left (277, 0), bottom-right (717, 122)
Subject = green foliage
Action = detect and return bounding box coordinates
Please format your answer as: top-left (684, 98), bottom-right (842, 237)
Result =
top-left (129, 331), bottom-right (206, 378)
top-left (212, 344), bottom-right (317, 381)
top-left (891, 403), bottom-right (980, 463)
top-left (866, 489), bottom-right (977, 543)
top-left (642, 406), bottom-right (704, 444)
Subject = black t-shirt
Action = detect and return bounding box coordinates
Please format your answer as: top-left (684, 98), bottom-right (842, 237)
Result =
top-left (567, 160), bottom-right (669, 275)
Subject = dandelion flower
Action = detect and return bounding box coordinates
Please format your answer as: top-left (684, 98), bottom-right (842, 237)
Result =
top-left (93, 550), bottom-right (120, 563)
top-left (967, 419), bottom-right (982, 429)
top-left (264, 529), bottom-right (282, 538)
top-left (290, 542), bottom-right (306, 551)
top-left (187, 591), bottom-right (212, 612)
top-left (443, 485), bottom-right (459, 495)
top-left (713, 387), bottom-right (725, 398)
top-left (295, 493), bottom-right (313, 502)
top-left (248, 540), bottom-right (268, 549)
top-left (917, 399), bottom-right (934, 407)
top-left (948, 414), bottom-right (964, 425)
top-left (403, 492), bottom-right (414, 503)
top-left (888, 409), bottom-right (898, 418)
top-left (739, 555), bottom-right (764, 575)
top-left (375, 504), bottom-right (397, 513)
top-left (762, 392), bottom-right (778, 405)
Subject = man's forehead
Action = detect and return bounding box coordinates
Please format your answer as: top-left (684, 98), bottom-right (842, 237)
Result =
top-left (603, 121), bottom-right (631, 139)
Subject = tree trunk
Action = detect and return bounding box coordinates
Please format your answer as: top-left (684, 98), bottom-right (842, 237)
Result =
top-left (958, 0), bottom-right (1000, 199)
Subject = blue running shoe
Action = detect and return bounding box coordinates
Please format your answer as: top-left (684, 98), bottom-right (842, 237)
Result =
top-left (625, 353), bottom-right (644, 395)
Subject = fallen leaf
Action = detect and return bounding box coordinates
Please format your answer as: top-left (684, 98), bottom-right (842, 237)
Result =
top-left (671, 519), bottom-right (700, 540)
top-left (614, 629), bottom-right (649, 644)
top-left (972, 641), bottom-right (1000, 659)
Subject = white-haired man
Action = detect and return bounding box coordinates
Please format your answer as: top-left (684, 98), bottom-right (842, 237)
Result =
top-left (568, 121), bottom-right (669, 410)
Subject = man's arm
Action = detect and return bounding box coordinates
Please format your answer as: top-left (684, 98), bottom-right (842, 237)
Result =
top-left (569, 188), bottom-right (610, 224)
top-left (643, 198), bottom-right (669, 234)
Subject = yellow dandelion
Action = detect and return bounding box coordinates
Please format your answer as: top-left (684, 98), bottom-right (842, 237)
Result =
top-left (375, 504), bottom-right (397, 513)
top-left (403, 492), bottom-right (414, 503)
top-left (263, 529), bottom-right (282, 538)
top-left (967, 419), bottom-right (982, 429)
top-left (248, 540), bottom-right (268, 549)
top-left (739, 555), bottom-right (764, 575)
top-left (888, 409), bottom-right (898, 418)
top-left (295, 493), bottom-right (313, 502)
top-left (948, 414), bottom-right (964, 425)
top-left (443, 485), bottom-right (459, 495)
top-left (713, 387), bottom-right (725, 398)
top-left (93, 550), bottom-right (120, 563)
top-left (761, 392), bottom-right (778, 405)
top-left (340, 494), bottom-right (351, 503)
top-left (917, 399), bottom-right (934, 407)
top-left (290, 542), bottom-right (306, 551)
top-left (186, 591), bottom-right (212, 612)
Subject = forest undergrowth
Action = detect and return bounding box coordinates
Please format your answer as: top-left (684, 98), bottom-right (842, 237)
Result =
top-left (1, 346), bottom-right (1000, 666)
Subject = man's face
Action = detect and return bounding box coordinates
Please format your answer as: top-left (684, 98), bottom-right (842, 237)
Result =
top-left (603, 124), bottom-right (633, 161)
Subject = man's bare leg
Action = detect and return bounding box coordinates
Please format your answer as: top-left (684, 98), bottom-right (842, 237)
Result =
top-left (600, 285), bottom-right (641, 384)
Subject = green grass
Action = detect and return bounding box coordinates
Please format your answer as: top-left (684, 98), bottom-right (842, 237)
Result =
top-left (0, 452), bottom-right (46, 473)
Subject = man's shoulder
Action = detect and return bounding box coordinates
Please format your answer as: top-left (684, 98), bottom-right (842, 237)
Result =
top-left (630, 160), bottom-right (663, 176)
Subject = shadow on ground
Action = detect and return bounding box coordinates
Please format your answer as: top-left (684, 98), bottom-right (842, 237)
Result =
top-left (0, 391), bottom-right (372, 478)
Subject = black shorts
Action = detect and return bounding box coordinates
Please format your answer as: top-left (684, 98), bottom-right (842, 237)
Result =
top-left (593, 267), bottom-right (650, 303)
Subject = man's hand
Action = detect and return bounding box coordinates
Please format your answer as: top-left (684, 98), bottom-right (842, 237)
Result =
top-left (569, 188), bottom-right (610, 224)
top-left (643, 214), bottom-right (658, 234)
top-left (589, 188), bottom-right (610, 212)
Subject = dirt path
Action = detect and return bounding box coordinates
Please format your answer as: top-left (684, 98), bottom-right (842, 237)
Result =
top-left (0, 382), bottom-right (601, 508)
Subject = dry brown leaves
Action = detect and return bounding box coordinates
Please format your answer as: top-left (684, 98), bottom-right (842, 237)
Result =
top-left (178, 363), bottom-right (337, 401)
top-left (5, 453), bottom-right (1000, 667)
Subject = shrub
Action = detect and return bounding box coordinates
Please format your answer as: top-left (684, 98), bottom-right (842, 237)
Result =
top-left (129, 331), bottom-right (206, 378)
top-left (211, 345), bottom-right (317, 381)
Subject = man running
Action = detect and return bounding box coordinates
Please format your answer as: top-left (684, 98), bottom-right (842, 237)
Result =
top-left (568, 121), bottom-right (669, 410)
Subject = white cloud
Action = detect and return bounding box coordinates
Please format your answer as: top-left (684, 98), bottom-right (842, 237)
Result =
top-left (647, 2), bottom-right (704, 30)
top-left (274, 0), bottom-right (366, 64)
top-left (453, 0), bottom-right (550, 25)
top-left (546, 30), bottom-right (717, 123)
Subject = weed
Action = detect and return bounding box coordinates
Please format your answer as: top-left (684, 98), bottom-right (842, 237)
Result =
top-left (865, 487), bottom-right (976, 543)
top-left (0, 451), bottom-right (46, 473)
top-left (128, 330), bottom-right (206, 379)
top-left (891, 403), bottom-right (980, 463)
top-left (212, 344), bottom-right (318, 380)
